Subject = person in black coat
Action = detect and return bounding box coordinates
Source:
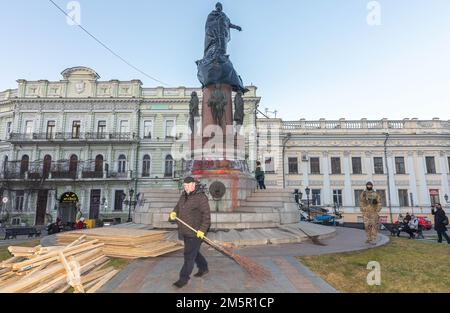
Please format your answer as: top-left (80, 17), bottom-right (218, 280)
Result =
top-left (431, 203), bottom-right (450, 244)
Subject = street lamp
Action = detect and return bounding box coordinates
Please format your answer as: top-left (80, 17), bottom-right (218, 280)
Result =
top-left (305, 187), bottom-right (311, 220)
top-left (123, 189), bottom-right (137, 223)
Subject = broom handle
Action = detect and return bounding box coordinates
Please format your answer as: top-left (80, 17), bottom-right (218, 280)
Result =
top-left (175, 217), bottom-right (217, 248)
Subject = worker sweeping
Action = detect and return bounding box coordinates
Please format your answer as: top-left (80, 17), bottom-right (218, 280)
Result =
top-left (359, 181), bottom-right (382, 245)
top-left (169, 176), bottom-right (211, 288)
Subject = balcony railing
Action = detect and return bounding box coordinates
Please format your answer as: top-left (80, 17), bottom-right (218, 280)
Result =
top-left (8, 132), bottom-right (137, 142)
top-left (1, 160), bottom-right (132, 180)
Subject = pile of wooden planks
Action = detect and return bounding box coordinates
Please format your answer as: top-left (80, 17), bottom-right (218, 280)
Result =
top-left (56, 228), bottom-right (183, 259)
top-left (0, 235), bottom-right (118, 293)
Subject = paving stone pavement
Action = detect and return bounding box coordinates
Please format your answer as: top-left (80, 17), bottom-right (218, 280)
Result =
top-left (99, 227), bottom-right (389, 293)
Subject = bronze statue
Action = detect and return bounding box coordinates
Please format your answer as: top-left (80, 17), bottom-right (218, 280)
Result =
top-left (233, 91), bottom-right (244, 125)
top-left (208, 85), bottom-right (227, 126)
top-left (203, 2), bottom-right (242, 59)
top-left (196, 2), bottom-right (248, 93)
top-left (189, 91), bottom-right (200, 132)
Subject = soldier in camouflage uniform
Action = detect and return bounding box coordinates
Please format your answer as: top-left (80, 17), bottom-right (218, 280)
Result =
top-left (359, 182), bottom-right (382, 245)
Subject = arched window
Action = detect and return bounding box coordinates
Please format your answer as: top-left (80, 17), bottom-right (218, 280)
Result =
top-left (164, 155), bottom-right (173, 178)
top-left (118, 155), bottom-right (127, 173)
top-left (20, 155), bottom-right (29, 177)
top-left (94, 155), bottom-right (103, 172)
top-left (142, 155), bottom-right (151, 177)
top-left (69, 155), bottom-right (78, 174)
top-left (43, 155), bottom-right (52, 178)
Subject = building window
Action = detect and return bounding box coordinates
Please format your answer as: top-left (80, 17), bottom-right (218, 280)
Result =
top-left (448, 157), bottom-right (450, 173)
top-left (352, 157), bottom-right (362, 174)
top-left (398, 189), bottom-right (409, 207)
top-left (333, 189), bottom-right (343, 207)
top-left (395, 157), bottom-right (406, 174)
top-left (165, 120), bottom-right (175, 138)
top-left (374, 157), bottom-right (384, 174)
top-left (377, 189), bottom-right (387, 207)
top-left (265, 157), bottom-right (275, 174)
top-left (119, 120), bottom-right (129, 134)
top-left (20, 155), bottom-right (29, 177)
top-left (5, 121), bottom-right (12, 139)
top-left (429, 189), bottom-right (440, 207)
top-left (14, 191), bottom-right (25, 212)
top-left (310, 157), bottom-right (320, 174)
top-left (95, 155), bottom-right (104, 172)
top-left (288, 157), bottom-right (298, 174)
top-left (164, 155), bottom-right (174, 177)
top-left (143, 121), bottom-right (152, 139)
top-left (354, 189), bottom-right (364, 207)
top-left (425, 156), bottom-right (436, 174)
top-left (25, 120), bottom-right (33, 135)
top-left (331, 157), bottom-right (341, 174)
top-left (311, 189), bottom-right (321, 206)
top-left (97, 120), bottom-right (106, 139)
top-left (43, 155), bottom-right (51, 178)
top-left (69, 155), bottom-right (78, 174)
top-left (46, 121), bottom-right (55, 139)
top-left (142, 155), bottom-right (151, 177)
top-left (114, 190), bottom-right (124, 211)
top-left (118, 155), bottom-right (127, 173)
top-left (71, 120), bottom-right (81, 139)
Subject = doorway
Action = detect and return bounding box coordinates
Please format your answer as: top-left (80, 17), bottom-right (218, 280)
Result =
top-left (35, 190), bottom-right (48, 225)
top-left (89, 189), bottom-right (101, 220)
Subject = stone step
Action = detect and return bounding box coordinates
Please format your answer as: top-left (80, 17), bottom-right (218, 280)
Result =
top-left (139, 189), bottom-right (180, 194)
top-left (142, 197), bottom-right (181, 202)
top-left (148, 202), bottom-right (179, 209)
top-left (141, 192), bottom-right (181, 198)
top-left (234, 207), bottom-right (279, 213)
top-left (252, 191), bottom-right (293, 196)
top-left (245, 196), bottom-right (292, 202)
top-left (239, 201), bottom-right (284, 207)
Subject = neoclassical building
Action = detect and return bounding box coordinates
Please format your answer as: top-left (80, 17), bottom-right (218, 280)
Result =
top-left (1, 67), bottom-right (448, 226)
top-left (0, 67), bottom-right (260, 226)
top-left (256, 118), bottom-right (450, 222)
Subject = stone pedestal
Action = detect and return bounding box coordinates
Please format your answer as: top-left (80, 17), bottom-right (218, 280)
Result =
top-left (184, 159), bottom-right (255, 212)
top-left (185, 83), bottom-right (256, 213)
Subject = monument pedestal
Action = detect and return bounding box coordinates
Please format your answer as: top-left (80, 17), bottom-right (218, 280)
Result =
top-left (186, 83), bottom-right (256, 212)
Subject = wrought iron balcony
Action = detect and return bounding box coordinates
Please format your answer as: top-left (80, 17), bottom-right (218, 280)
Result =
top-left (1, 159), bottom-right (132, 181)
top-left (8, 132), bottom-right (138, 143)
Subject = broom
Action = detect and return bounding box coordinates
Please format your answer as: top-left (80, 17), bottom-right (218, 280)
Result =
top-left (175, 217), bottom-right (271, 281)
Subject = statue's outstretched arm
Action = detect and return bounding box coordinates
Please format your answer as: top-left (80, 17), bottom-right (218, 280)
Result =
top-left (229, 23), bottom-right (242, 31)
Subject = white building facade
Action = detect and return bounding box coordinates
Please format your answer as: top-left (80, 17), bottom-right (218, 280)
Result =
top-left (256, 118), bottom-right (450, 222)
top-left (0, 67), bottom-right (260, 226)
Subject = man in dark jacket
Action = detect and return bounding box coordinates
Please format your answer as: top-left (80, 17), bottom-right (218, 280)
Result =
top-left (169, 176), bottom-right (211, 288)
top-left (431, 203), bottom-right (450, 244)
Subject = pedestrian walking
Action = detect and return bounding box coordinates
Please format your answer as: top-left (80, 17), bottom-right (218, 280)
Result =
top-left (255, 161), bottom-right (266, 190)
top-left (169, 177), bottom-right (211, 288)
top-left (431, 203), bottom-right (450, 244)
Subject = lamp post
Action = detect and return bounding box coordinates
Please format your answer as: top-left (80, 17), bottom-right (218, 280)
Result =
top-left (384, 133), bottom-right (393, 224)
top-left (305, 187), bottom-right (311, 220)
top-left (123, 189), bottom-right (137, 223)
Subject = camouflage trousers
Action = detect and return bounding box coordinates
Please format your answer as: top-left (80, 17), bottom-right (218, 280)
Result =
top-left (363, 214), bottom-right (379, 242)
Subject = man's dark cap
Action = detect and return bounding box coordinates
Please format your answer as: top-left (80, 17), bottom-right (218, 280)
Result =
top-left (183, 176), bottom-right (197, 184)
top-left (366, 181), bottom-right (373, 186)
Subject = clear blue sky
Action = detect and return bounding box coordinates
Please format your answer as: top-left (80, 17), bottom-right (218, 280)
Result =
top-left (1, 0), bottom-right (449, 120)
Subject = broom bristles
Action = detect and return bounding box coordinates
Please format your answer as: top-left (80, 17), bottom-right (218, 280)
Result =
top-left (208, 240), bottom-right (271, 281)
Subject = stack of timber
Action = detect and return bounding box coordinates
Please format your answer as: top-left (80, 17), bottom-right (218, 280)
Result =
top-left (56, 228), bottom-right (183, 259)
top-left (0, 235), bottom-right (118, 293)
